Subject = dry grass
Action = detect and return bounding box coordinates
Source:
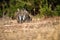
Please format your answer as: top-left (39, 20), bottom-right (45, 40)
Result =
top-left (0, 17), bottom-right (60, 40)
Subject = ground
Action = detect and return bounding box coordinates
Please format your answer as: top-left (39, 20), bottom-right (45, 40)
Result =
top-left (0, 17), bottom-right (60, 40)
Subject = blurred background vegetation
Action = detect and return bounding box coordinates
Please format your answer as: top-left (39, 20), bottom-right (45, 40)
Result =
top-left (0, 0), bottom-right (60, 18)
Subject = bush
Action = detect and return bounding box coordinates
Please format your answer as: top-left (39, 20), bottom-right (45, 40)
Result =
top-left (55, 5), bottom-right (60, 16)
top-left (40, 5), bottom-right (58, 18)
top-left (0, 10), bottom-right (3, 17)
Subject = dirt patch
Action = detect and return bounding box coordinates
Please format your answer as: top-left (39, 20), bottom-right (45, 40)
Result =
top-left (0, 17), bottom-right (60, 40)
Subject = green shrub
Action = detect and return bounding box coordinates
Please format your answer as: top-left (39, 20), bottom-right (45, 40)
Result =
top-left (40, 5), bottom-right (58, 18)
top-left (0, 10), bottom-right (3, 17)
top-left (55, 5), bottom-right (60, 16)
